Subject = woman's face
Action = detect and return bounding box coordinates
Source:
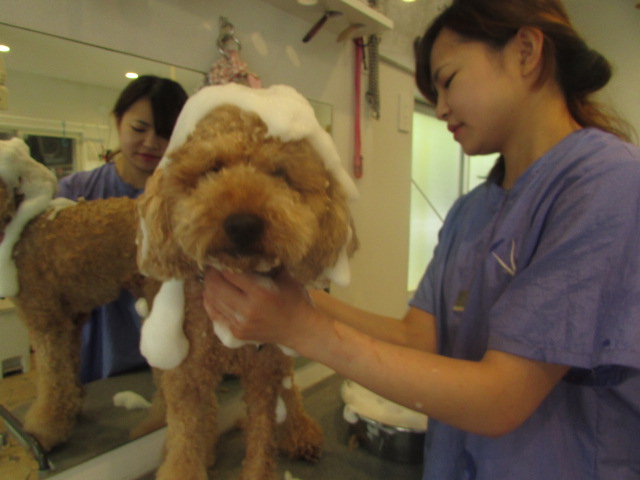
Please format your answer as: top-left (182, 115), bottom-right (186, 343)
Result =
top-left (117, 97), bottom-right (169, 173)
top-left (429, 28), bottom-right (525, 157)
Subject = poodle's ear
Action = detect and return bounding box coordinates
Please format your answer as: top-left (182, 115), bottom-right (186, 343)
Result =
top-left (136, 167), bottom-right (191, 279)
top-left (295, 173), bottom-right (356, 284)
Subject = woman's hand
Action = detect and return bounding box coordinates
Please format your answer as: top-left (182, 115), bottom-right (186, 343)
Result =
top-left (202, 268), bottom-right (317, 349)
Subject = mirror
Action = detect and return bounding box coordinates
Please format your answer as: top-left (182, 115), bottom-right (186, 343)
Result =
top-left (0, 22), bottom-right (205, 177)
top-left (0, 22), bottom-right (333, 178)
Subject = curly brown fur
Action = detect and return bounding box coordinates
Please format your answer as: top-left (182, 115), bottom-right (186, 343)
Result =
top-left (0, 186), bottom-right (159, 450)
top-left (137, 104), bottom-right (356, 480)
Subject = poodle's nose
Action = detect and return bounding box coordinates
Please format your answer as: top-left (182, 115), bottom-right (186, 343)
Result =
top-left (224, 213), bottom-right (264, 251)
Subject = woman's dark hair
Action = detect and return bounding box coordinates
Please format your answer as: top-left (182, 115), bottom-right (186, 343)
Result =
top-left (414, 0), bottom-right (633, 183)
top-left (112, 75), bottom-right (188, 140)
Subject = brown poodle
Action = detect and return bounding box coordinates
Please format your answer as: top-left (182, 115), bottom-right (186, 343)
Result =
top-left (136, 84), bottom-right (358, 480)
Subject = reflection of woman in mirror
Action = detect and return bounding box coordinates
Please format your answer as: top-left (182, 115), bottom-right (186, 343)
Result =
top-left (57, 75), bottom-right (188, 382)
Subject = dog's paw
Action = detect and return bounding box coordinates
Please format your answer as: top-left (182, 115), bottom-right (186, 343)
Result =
top-left (279, 419), bottom-right (323, 463)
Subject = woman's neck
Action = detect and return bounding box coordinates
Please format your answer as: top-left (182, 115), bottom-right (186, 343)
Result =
top-left (114, 153), bottom-right (150, 190)
top-left (501, 91), bottom-right (581, 190)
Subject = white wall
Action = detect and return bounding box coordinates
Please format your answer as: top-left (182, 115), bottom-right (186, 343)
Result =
top-left (335, 63), bottom-right (415, 317)
top-left (565, 0), bottom-right (640, 136)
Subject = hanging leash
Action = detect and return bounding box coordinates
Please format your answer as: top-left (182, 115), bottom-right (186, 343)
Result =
top-left (353, 38), bottom-right (364, 179)
top-left (366, 34), bottom-right (381, 120)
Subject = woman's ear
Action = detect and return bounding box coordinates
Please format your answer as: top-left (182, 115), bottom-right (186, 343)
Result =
top-left (514, 26), bottom-right (545, 78)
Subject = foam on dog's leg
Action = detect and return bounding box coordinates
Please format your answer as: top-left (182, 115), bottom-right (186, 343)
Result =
top-left (276, 395), bottom-right (287, 424)
top-left (140, 279), bottom-right (189, 369)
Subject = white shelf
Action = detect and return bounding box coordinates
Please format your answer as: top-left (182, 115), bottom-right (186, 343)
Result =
top-left (262, 0), bottom-right (394, 38)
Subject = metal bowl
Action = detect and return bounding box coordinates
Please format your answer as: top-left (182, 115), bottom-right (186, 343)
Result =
top-left (348, 410), bottom-right (426, 463)
top-left (341, 380), bottom-right (427, 464)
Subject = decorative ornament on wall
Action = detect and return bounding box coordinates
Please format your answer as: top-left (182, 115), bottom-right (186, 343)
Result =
top-left (203, 16), bottom-right (261, 89)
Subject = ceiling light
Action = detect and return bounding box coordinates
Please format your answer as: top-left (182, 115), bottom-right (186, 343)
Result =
top-left (297, 0), bottom-right (318, 5)
top-left (402, 0), bottom-right (418, 2)
top-left (125, 72), bottom-right (139, 79)
top-left (0, 45), bottom-right (10, 53)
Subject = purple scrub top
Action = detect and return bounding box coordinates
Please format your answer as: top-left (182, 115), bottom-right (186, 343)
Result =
top-left (411, 128), bottom-right (640, 480)
top-left (58, 161), bottom-right (147, 383)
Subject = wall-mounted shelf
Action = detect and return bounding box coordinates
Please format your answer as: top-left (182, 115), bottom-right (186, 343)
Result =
top-left (262, 0), bottom-right (394, 38)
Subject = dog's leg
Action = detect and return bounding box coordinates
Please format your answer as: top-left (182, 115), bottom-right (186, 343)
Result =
top-left (238, 346), bottom-right (286, 480)
top-left (130, 368), bottom-right (166, 439)
top-left (130, 279), bottom-right (166, 439)
top-left (155, 280), bottom-right (221, 480)
top-left (155, 364), bottom-right (220, 480)
top-left (21, 310), bottom-right (84, 451)
top-left (278, 376), bottom-right (323, 462)
top-left (242, 351), bottom-right (323, 463)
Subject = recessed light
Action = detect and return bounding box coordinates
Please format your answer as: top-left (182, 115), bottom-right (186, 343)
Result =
top-left (125, 72), bottom-right (139, 79)
top-left (0, 45), bottom-right (10, 53)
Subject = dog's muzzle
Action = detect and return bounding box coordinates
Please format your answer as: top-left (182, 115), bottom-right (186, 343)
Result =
top-left (224, 213), bottom-right (265, 254)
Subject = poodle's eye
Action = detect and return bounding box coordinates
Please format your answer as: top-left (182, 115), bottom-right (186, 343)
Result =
top-left (272, 167), bottom-right (286, 178)
top-left (210, 160), bottom-right (225, 173)
top-left (272, 167), bottom-right (292, 185)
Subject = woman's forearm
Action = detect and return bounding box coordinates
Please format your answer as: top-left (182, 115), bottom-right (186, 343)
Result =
top-left (294, 312), bottom-right (568, 437)
top-left (309, 289), bottom-right (436, 351)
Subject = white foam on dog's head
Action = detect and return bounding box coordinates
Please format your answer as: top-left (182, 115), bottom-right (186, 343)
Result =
top-left (156, 84), bottom-right (358, 287)
top-left (0, 138), bottom-right (58, 297)
top-left (160, 83), bottom-right (359, 203)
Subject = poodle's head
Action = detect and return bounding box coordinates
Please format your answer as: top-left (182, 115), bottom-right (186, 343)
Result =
top-left (0, 137), bottom-right (54, 241)
top-left (137, 85), bottom-right (357, 287)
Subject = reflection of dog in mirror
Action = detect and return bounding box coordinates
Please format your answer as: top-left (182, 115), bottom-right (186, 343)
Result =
top-left (136, 84), bottom-right (358, 480)
top-left (0, 137), bottom-right (161, 451)
top-left (0, 190), bottom-right (158, 450)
